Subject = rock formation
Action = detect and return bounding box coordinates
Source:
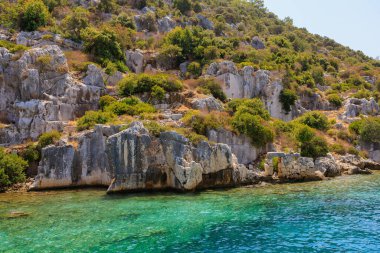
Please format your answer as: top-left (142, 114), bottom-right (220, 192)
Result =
top-left (206, 61), bottom-right (305, 121)
top-left (32, 122), bottom-right (257, 192)
top-left (340, 98), bottom-right (380, 122)
top-left (0, 45), bottom-right (101, 144)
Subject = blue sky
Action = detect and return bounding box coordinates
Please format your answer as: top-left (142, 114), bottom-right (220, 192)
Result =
top-left (263, 0), bottom-right (380, 58)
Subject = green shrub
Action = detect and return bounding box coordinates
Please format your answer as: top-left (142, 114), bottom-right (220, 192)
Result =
top-left (347, 146), bottom-right (359, 155)
top-left (359, 118), bottom-right (380, 143)
top-left (228, 98), bottom-right (271, 120)
top-left (298, 111), bottom-right (329, 131)
top-left (327, 94), bottom-right (343, 108)
top-left (182, 110), bottom-right (230, 136)
top-left (349, 119), bottom-right (364, 135)
top-left (157, 44), bottom-right (182, 69)
top-left (20, 144), bottom-right (40, 164)
top-left (151, 85), bottom-right (165, 101)
top-left (81, 27), bottom-right (125, 65)
top-left (232, 113), bottom-right (274, 147)
top-left (77, 111), bottom-right (116, 131)
top-left (0, 148), bottom-right (27, 190)
top-left (97, 0), bottom-right (118, 13)
top-left (37, 130), bottom-right (61, 150)
top-left (330, 144), bottom-right (346, 155)
top-left (294, 124), bottom-right (315, 143)
top-left (279, 89), bottom-right (297, 113)
top-left (104, 97), bottom-right (156, 116)
top-left (173, 0), bottom-right (192, 14)
top-left (0, 40), bottom-right (29, 53)
top-left (117, 73), bottom-right (183, 96)
top-left (62, 7), bottom-right (89, 41)
top-left (143, 121), bottom-right (169, 137)
top-left (187, 62), bottom-right (202, 77)
top-left (99, 95), bottom-right (117, 110)
top-left (300, 136), bottom-right (329, 159)
top-left (197, 78), bottom-right (227, 102)
top-left (20, 0), bottom-right (50, 31)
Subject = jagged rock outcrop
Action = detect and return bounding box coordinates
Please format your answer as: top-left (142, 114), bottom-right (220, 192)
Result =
top-left (191, 96), bottom-right (224, 112)
top-left (361, 142), bottom-right (380, 163)
top-left (299, 92), bottom-right (331, 111)
top-left (206, 61), bottom-right (305, 121)
top-left (157, 16), bottom-right (177, 33)
top-left (207, 128), bottom-right (270, 164)
top-left (32, 122), bottom-right (255, 192)
top-left (337, 154), bottom-right (380, 174)
top-left (265, 153), bottom-right (322, 180)
top-left (340, 98), bottom-right (380, 121)
top-left (251, 36), bottom-right (265, 49)
top-left (83, 64), bottom-right (105, 88)
top-left (31, 125), bottom-right (121, 189)
top-left (0, 45), bottom-right (101, 144)
top-left (196, 14), bottom-right (214, 30)
top-left (314, 155), bottom-right (341, 177)
top-left (125, 50), bottom-right (144, 73)
top-left (16, 31), bottom-right (82, 50)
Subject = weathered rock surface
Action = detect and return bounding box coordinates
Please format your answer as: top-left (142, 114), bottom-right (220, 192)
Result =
top-left (0, 45), bottom-right (101, 144)
top-left (83, 64), bottom-right (105, 88)
top-left (251, 36), bottom-right (265, 49)
top-left (16, 31), bottom-right (82, 50)
top-left (32, 125), bottom-right (121, 189)
top-left (341, 98), bottom-right (380, 121)
top-left (191, 96), bottom-right (224, 112)
top-left (196, 14), bottom-right (214, 30)
top-left (337, 154), bottom-right (380, 174)
top-left (32, 122), bottom-right (256, 192)
top-left (206, 61), bottom-right (305, 121)
top-left (207, 128), bottom-right (269, 165)
top-left (157, 16), bottom-right (177, 33)
top-left (125, 50), bottom-right (144, 73)
top-left (265, 153), bottom-right (329, 180)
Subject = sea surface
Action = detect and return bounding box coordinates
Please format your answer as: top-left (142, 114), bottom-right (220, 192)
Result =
top-left (1, 173), bottom-right (380, 253)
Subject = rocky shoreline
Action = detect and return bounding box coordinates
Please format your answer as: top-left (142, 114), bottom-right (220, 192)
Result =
top-left (19, 121), bottom-right (378, 194)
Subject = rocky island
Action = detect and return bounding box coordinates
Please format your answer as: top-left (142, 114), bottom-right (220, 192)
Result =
top-left (0, 0), bottom-right (380, 195)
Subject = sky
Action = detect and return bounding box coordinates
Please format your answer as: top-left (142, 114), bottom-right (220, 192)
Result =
top-left (263, 0), bottom-right (380, 58)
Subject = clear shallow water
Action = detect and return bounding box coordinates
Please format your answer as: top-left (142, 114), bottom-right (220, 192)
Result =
top-left (1, 173), bottom-right (380, 253)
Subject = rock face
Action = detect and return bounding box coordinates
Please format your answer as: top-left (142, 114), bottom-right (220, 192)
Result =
top-left (125, 50), bottom-right (144, 73)
top-left (83, 64), bottom-right (105, 88)
top-left (337, 154), bottom-right (380, 174)
top-left (341, 98), bottom-right (380, 121)
top-left (207, 128), bottom-right (269, 165)
top-left (16, 31), bottom-right (82, 50)
top-left (206, 61), bottom-right (305, 121)
top-left (32, 125), bottom-right (120, 189)
top-left (265, 153), bottom-right (333, 180)
top-left (196, 14), bottom-right (214, 30)
top-left (0, 45), bottom-right (101, 144)
top-left (32, 122), bottom-right (255, 192)
top-left (251, 36), bottom-right (265, 49)
top-left (157, 16), bottom-right (177, 33)
top-left (191, 96), bottom-right (224, 112)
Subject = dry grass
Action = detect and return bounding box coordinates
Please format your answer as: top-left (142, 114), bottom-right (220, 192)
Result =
top-left (64, 50), bottom-right (93, 72)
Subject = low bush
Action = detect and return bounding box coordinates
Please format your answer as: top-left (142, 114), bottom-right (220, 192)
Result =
top-left (77, 111), bottom-right (116, 131)
top-left (37, 130), bottom-right (61, 150)
top-left (20, 0), bottom-right (50, 31)
top-left (118, 73), bottom-right (183, 96)
top-left (279, 89), bottom-right (297, 113)
top-left (298, 111), bottom-right (329, 131)
top-left (327, 94), bottom-right (343, 108)
top-left (228, 98), bottom-right (271, 120)
top-left (330, 144), bottom-right (346, 155)
top-left (0, 148), bottom-right (27, 190)
top-left (0, 40), bottom-right (29, 53)
top-left (104, 96), bottom-right (156, 117)
top-left (300, 136), bottom-right (329, 159)
top-left (182, 110), bottom-right (231, 136)
top-left (99, 95), bottom-right (117, 110)
top-left (197, 78), bottom-right (227, 102)
top-left (187, 62), bottom-right (202, 78)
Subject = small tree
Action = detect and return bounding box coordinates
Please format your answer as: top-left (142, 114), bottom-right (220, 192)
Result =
top-left (173, 0), bottom-right (192, 14)
top-left (0, 148), bottom-right (27, 190)
top-left (279, 89), bottom-right (297, 113)
top-left (20, 0), bottom-right (50, 31)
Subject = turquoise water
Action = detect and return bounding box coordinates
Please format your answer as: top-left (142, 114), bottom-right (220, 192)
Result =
top-left (1, 173), bottom-right (380, 253)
